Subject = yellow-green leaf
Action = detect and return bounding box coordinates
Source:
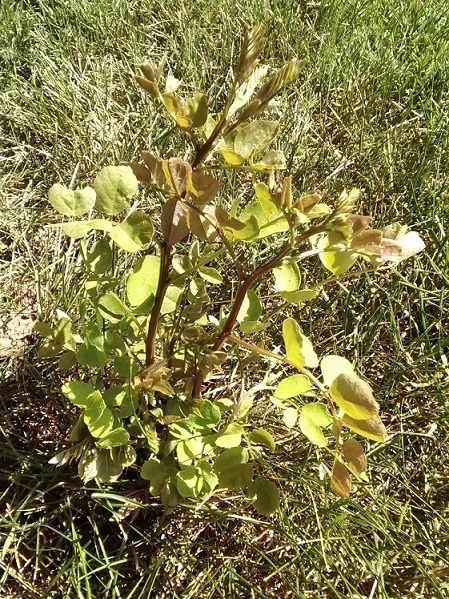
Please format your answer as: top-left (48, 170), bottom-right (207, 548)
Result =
top-left (48, 184), bottom-right (96, 216)
top-left (341, 414), bottom-right (387, 442)
top-left (93, 165), bottom-right (138, 216)
top-left (320, 355), bottom-right (354, 388)
top-left (282, 318), bottom-right (318, 368)
top-left (274, 374), bottom-right (310, 399)
top-left (329, 372), bottom-right (379, 420)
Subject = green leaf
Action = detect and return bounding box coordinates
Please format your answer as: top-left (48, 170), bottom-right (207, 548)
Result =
top-left (220, 149), bottom-right (246, 166)
top-left (282, 318), bottom-right (318, 368)
top-left (126, 255), bottom-right (160, 307)
top-left (61, 219), bottom-right (112, 239)
top-left (283, 407), bottom-right (298, 428)
top-left (95, 449), bottom-right (123, 483)
top-left (198, 267), bottom-right (223, 284)
top-left (329, 372), bottom-right (379, 420)
top-left (239, 201), bottom-right (289, 239)
top-left (274, 374), bottom-right (310, 399)
top-left (250, 429), bottom-right (276, 452)
top-left (233, 214), bottom-right (260, 241)
top-left (96, 427), bottom-right (130, 448)
top-left (298, 413), bottom-right (327, 446)
top-left (108, 211), bottom-right (153, 252)
top-left (302, 402), bottom-right (332, 427)
top-left (76, 343), bottom-right (107, 369)
top-left (176, 465), bottom-right (202, 498)
top-left (62, 381), bottom-right (95, 407)
top-left (97, 292), bottom-right (128, 323)
top-left (273, 262), bottom-right (301, 293)
top-left (234, 120), bottom-right (279, 159)
top-left (142, 459), bottom-right (168, 496)
top-left (248, 477), bottom-right (280, 515)
top-left (298, 403), bottom-right (332, 447)
top-left (254, 182), bottom-right (278, 219)
top-left (214, 447), bottom-right (248, 473)
top-left (48, 183), bottom-right (96, 216)
top-left (84, 238), bottom-right (113, 275)
top-left (218, 463), bottom-right (254, 490)
top-left (320, 355), bottom-right (354, 388)
top-left (280, 289), bottom-right (319, 304)
top-left (215, 423), bottom-right (244, 448)
top-left (161, 285), bottom-right (182, 315)
top-left (189, 400), bottom-right (222, 429)
top-left (237, 289), bottom-right (262, 323)
top-left (319, 234), bottom-right (356, 275)
top-left (93, 165), bottom-right (138, 216)
top-left (184, 91), bottom-right (209, 128)
top-left (341, 414), bottom-right (387, 442)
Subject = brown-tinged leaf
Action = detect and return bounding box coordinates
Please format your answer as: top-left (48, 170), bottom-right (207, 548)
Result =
top-left (329, 372), bottom-right (379, 420)
top-left (122, 162), bottom-right (153, 186)
top-left (341, 438), bottom-right (368, 479)
top-left (141, 151), bottom-right (166, 187)
top-left (161, 197), bottom-right (189, 245)
top-left (135, 76), bottom-right (160, 98)
top-left (331, 459), bottom-right (352, 498)
top-left (140, 63), bottom-right (156, 82)
top-left (341, 414), bottom-right (387, 442)
top-left (187, 171), bottom-right (219, 205)
top-left (162, 158), bottom-right (192, 196)
top-left (162, 92), bottom-right (178, 113)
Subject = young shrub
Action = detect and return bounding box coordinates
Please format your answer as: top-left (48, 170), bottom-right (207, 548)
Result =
top-left (39, 26), bottom-right (424, 514)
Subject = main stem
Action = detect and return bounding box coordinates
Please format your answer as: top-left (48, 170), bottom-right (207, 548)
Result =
top-left (191, 224), bottom-right (329, 399)
top-left (191, 241), bottom-right (291, 398)
top-left (145, 241), bottom-right (171, 366)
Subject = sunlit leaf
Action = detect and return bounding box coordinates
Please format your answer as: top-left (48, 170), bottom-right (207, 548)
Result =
top-left (274, 374), bottom-right (310, 399)
top-left (250, 429), bottom-right (276, 452)
top-left (280, 289), bottom-right (319, 304)
top-left (234, 120), bottom-right (279, 159)
top-left (282, 318), bottom-right (318, 368)
top-left (126, 255), bottom-right (160, 307)
top-left (273, 262), bottom-right (301, 293)
top-left (108, 211), bottom-right (153, 252)
top-left (283, 407), bottom-right (298, 428)
top-left (341, 414), bottom-right (387, 442)
top-left (198, 267), bottom-right (223, 284)
top-left (237, 289), bottom-right (262, 323)
top-left (93, 165), bottom-right (138, 216)
top-left (48, 183), bottom-right (96, 216)
top-left (320, 355), bottom-right (354, 388)
top-left (214, 423), bottom-right (243, 448)
top-left (214, 447), bottom-right (248, 473)
top-left (97, 427), bottom-right (130, 448)
top-left (97, 292), bottom-right (128, 323)
top-left (329, 372), bottom-right (379, 420)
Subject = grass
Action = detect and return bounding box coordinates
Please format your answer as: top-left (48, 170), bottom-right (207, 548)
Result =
top-left (1, 0), bottom-right (448, 597)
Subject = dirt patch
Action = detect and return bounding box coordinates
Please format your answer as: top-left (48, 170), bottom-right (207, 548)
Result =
top-left (0, 381), bottom-right (68, 453)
